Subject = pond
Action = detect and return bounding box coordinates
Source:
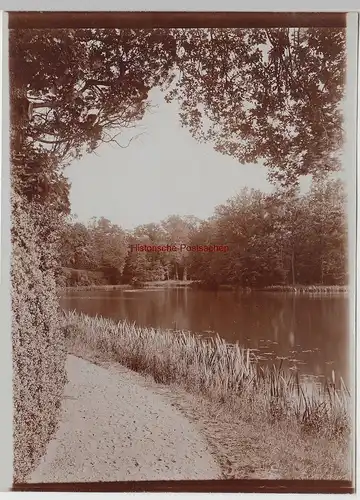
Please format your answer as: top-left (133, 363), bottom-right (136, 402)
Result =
top-left (60, 288), bottom-right (350, 385)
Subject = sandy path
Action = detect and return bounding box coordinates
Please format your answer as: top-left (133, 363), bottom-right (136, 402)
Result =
top-left (28, 355), bottom-right (220, 482)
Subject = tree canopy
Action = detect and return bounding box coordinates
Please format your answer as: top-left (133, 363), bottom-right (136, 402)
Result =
top-left (60, 176), bottom-right (347, 288)
top-left (169, 28), bottom-right (345, 185)
top-left (10, 28), bottom-right (176, 159)
top-left (10, 26), bottom-right (346, 206)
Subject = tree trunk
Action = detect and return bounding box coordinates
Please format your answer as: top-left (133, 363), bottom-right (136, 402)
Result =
top-left (291, 249), bottom-right (296, 286)
top-left (11, 87), bottom-right (29, 154)
top-left (183, 265), bottom-right (187, 281)
top-left (320, 257), bottom-right (324, 285)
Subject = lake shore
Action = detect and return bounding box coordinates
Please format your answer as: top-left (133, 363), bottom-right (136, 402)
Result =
top-left (59, 281), bottom-right (349, 294)
top-left (58, 280), bottom-right (197, 292)
top-left (64, 311), bottom-right (351, 480)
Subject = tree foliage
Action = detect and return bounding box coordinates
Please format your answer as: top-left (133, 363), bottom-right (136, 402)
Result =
top-left (168, 28), bottom-right (345, 185)
top-left (12, 147), bottom-right (70, 213)
top-left (60, 177), bottom-right (347, 288)
top-left (10, 26), bottom-right (346, 201)
top-left (187, 178), bottom-right (347, 287)
top-left (10, 28), bottom-right (176, 161)
top-left (60, 216), bottom-right (129, 284)
top-left (10, 28), bottom-right (177, 211)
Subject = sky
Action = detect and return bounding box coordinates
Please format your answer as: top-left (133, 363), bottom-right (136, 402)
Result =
top-left (65, 87), bottom-right (300, 230)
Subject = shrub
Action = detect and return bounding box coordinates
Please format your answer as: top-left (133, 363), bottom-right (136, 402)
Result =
top-left (60, 267), bottom-right (108, 287)
top-left (11, 192), bottom-right (67, 482)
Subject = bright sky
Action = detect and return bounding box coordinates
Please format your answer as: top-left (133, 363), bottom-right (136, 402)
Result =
top-left (65, 87), bottom-right (291, 230)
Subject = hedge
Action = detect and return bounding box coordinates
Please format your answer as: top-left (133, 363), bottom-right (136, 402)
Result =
top-left (11, 193), bottom-right (67, 482)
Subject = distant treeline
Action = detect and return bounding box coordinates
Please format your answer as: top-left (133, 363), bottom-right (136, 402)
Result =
top-left (59, 178), bottom-right (348, 288)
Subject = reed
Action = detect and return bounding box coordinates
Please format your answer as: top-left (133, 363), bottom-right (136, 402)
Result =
top-left (64, 311), bottom-right (350, 439)
top-left (59, 284), bottom-right (131, 292)
top-left (260, 285), bottom-right (348, 294)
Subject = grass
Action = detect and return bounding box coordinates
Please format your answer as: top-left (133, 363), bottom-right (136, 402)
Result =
top-left (59, 282), bottom-right (348, 294)
top-left (142, 280), bottom-right (197, 287)
top-left (259, 285), bottom-right (348, 293)
top-left (64, 311), bottom-right (352, 479)
top-left (59, 284), bottom-right (132, 292)
top-left (58, 281), bottom-right (196, 292)
top-left (189, 283), bottom-right (348, 293)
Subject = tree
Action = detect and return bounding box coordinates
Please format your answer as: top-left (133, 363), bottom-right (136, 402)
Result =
top-left (186, 179), bottom-right (347, 287)
top-left (10, 28), bottom-right (177, 160)
top-left (10, 27), bottom-right (346, 203)
top-left (167, 28), bottom-right (345, 186)
top-left (59, 218), bottom-right (95, 270)
top-left (302, 177), bottom-right (347, 284)
top-left (258, 186), bottom-right (301, 286)
top-left (123, 249), bottom-right (152, 283)
top-left (12, 146), bottom-right (71, 214)
top-left (161, 215), bottom-right (201, 280)
top-left (187, 221), bottom-right (212, 282)
top-left (88, 217), bottom-right (129, 283)
top-left (9, 28), bottom-right (177, 477)
top-left (131, 223), bottom-right (168, 280)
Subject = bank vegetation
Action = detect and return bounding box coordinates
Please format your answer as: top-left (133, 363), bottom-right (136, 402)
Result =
top-left (65, 311), bottom-right (352, 480)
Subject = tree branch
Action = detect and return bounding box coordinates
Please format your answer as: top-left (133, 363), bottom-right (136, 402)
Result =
top-left (36, 137), bottom-right (69, 145)
top-left (80, 79), bottom-right (113, 93)
top-left (32, 101), bottom-right (59, 109)
top-left (101, 131), bottom-right (144, 149)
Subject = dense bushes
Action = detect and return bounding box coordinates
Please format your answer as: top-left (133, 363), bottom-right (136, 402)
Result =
top-left (11, 193), bottom-right (67, 482)
top-left (59, 267), bottom-right (108, 288)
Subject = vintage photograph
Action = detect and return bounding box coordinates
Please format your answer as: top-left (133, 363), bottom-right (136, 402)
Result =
top-left (8, 12), bottom-right (355, 492)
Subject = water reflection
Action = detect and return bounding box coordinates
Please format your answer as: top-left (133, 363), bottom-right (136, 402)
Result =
top-left (61, 289), bottom-right (349, 384)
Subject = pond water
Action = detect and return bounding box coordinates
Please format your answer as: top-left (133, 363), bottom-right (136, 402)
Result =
top-left (60, 288), bottom-right (350, 385)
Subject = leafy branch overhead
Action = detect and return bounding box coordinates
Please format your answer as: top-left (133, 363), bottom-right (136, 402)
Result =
top-left (10, 26), bottom-right (345, 193)
top-left (169, 28), bottom-right (345, 185)
top-left (10, 28), bottom-right (176, 161)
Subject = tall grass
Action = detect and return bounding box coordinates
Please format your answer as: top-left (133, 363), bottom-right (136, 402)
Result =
top-left (59, 284), bottom-right (131, 292)
top-left (260, 285), bottom-right (348, 293)
top-left (65, 311), bottom-right (350, 439)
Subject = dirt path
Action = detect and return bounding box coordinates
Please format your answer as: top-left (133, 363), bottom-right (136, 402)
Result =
top-left (28, 355), bottom-right (221, 483)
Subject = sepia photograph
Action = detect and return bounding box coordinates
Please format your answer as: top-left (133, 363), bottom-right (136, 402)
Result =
top-left (6, 11), bottom-right (357, 493)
